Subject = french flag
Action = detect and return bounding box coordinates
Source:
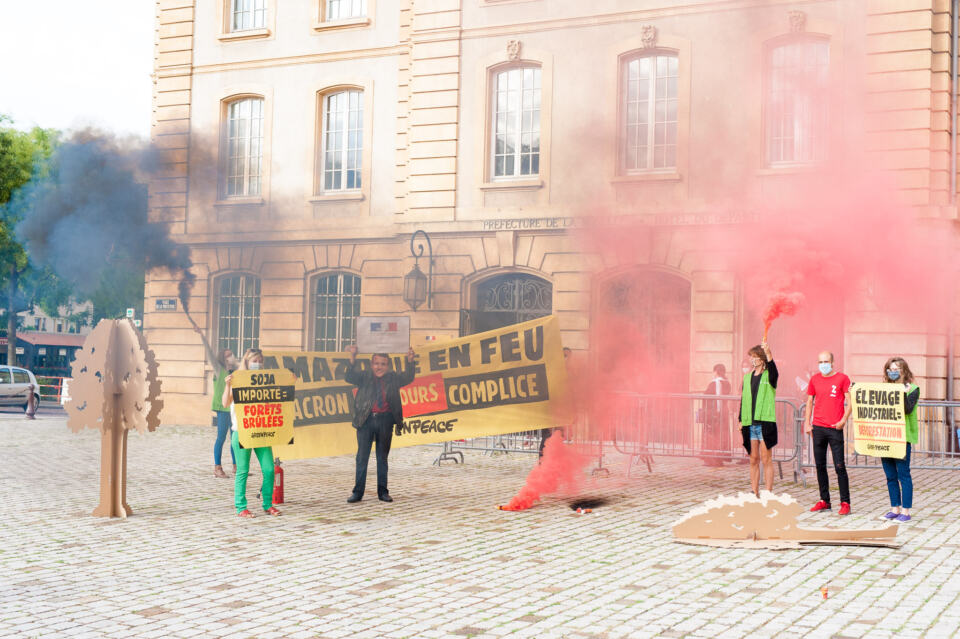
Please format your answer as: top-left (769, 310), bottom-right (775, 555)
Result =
top-left (370, 322), bottom-right (398, 332)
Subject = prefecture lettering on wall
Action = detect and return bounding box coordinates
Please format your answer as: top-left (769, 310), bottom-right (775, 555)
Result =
top-left (851, 383), bottom-right (907, 459)
top-left (264, 315), bottom-right (567, 460)
top-left (231, 369), bottom-right (297, 449)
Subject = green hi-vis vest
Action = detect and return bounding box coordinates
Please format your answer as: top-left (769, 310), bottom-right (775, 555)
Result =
top-left (212, 368), bottom-right (228, 412)
top-left (741, 369), bottom-right (776, 425)
top-left (905, 383), bottom-right (919, 445)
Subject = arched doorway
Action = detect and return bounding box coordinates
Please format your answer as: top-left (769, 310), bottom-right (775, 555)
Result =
top-left (461, 272), bottom-right (553, 335)
top-left (595, 268), bottom-right (691, 392)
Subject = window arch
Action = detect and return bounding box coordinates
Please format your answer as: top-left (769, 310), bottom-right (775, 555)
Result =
top-left (620, 51), bottom-right (678, 172)
top-left (223, 96), bottom-right (265, 197)
top-left (310, 272), bottom-right (361, 351)
top-left (319, 89), bottom-right (364, 192)
top-left (463, 272), bottom-right (552, 335)
top-left (216, 274), bottom-right (261, 356)
top-left (764, 36), bottom-right (830, 165)
top-left (490, 65), bottom-right (541, 179)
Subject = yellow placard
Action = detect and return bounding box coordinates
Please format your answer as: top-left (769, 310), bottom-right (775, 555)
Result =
top-left (851, 382), bottom-right (906, 459)
top-left (231, 369), bottom-right (297, 449)
top-left (264, 315), bottom-right (567, 460)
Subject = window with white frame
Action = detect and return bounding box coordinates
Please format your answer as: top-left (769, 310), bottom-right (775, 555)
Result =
top-left (766, 38), bottom-right (829, 165)
top-left (491, 66), bottom-right (541, 179)
top-left (231, 0), bottom-right (266, 31)
top-left (217, 274), bottom-right (261, 356)
top-left (321, 90), bottom-right (363, 191)
top-left (621, 53), bottom-right (678, 172)
top-left (326, 0), bottom-right (366, 20)
top-left (312, 272), bottom-right (361, 351)
top-left (225, 97), bottom-right (264, 197)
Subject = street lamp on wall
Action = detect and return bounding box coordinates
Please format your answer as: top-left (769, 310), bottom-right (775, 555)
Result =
top-left (403, 229), bottom-right (433, 311)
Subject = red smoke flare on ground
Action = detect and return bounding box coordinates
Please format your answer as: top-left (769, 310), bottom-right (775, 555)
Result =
top-left (762, 291), bottom-right (805, 340)
top-left (499, 432), bottom-right (589, 511)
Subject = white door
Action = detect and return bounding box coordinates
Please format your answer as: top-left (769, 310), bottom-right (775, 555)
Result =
top-left (11, 369), bottom-right (32, 404)
top-left (0, 368), bottom-right (16, 405)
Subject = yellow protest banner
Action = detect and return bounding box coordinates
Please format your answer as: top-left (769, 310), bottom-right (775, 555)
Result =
top-left (231, 369), bottom-right (297, 449)
top-left (851, 382), bottom-right (907, 459)
top-left (263, 315), bottom-right (567, 460)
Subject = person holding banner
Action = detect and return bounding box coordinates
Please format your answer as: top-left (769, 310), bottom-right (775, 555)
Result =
top-left (880, 357), bottom-right (920, 523)
top-left (222, 348), bottom-right (281, 518)
top-left (804, 351), bottom-right (852, 515)
top-left (194, 326), bottom-right (238, 479)
top-left (345, 345), bottom-right (417, 503)
top-left (739, 341), bottom-right (778, 496)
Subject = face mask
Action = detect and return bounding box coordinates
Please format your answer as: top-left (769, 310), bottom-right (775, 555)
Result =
top-left (227, 357), bottom-right (240, 370)
top-left (249, 362), bottom-right (262, 370)
top-left (750, 358), bottom-right (761, 368)
top-left (887, 369), bottom-right (900, 381)
top-left (818, 363), bottom-right (832, 375)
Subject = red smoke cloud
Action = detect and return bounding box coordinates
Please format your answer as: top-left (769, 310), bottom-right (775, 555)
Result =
top-left (499, 432), bottom-right (589, 511)
top-left (762, 291), bottom-right (805, 340)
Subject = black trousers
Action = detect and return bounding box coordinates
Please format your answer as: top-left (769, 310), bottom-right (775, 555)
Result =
top-left (812, 425), bottom-right (850, 504)
top-left (353, 412), bottom-right (393, 498)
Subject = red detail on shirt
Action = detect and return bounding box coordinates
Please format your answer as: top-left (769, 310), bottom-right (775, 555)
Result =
top-left (372, 377), bottom-right (389, 413)
top-left (807, 372), bottom-right (851, 427)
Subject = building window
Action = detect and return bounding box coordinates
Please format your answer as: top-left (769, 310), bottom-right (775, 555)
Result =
top-left (231, 0), bottom-right (266, 31)
top-left (765, 38), bottom-right (829, 165)
top-left (621, 53), bottom-right (678, 172)
top-left (463, 273), bottom-right (552, 335)
top-left (321, 90), bottom-right (363, 192)
top-left (491, 66), bottom-right (541, 179)
top-left (311, 272), bottom-right (361, 351)
top-left (56, 322), bottom-right (63, 333)
top-left (325, 0), bottom-right (366, 20)
top-left (225, 97), bottom-right (264, 197)
top-left (217, 274), bottom-right (261, 356)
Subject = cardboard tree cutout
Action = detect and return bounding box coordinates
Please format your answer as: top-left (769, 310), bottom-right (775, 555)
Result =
top-left (672, 492), bottom-right (900, 549)
top-left (66, 319), bottom-right (163, 518)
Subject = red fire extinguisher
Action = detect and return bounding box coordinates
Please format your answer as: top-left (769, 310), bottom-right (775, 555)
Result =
top-left (272, 458), bottom-right (284, 505)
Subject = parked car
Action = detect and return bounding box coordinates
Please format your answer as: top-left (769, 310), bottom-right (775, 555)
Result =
top-left (0, 366), bottom-right (41, 412)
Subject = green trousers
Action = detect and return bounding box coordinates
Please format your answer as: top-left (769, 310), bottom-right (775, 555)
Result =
top-left (231, 431), bottom-right (275, 513)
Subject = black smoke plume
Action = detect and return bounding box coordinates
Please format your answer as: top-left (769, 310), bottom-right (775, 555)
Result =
top-left (12, 130), bottom-right (196, 318)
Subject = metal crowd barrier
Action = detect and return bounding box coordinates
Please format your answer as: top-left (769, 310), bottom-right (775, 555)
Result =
top-left (796, 400), bottom-right (960, 484)
top-left (603, 392), bottom-right (800, 478)
top-left (433, 429), bottom-right (545, 465)
top-left (434, 391), bottom-right (804, 479)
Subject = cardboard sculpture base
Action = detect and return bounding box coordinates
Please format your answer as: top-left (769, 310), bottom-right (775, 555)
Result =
top-left (672, 492), bottom-right (900, 549)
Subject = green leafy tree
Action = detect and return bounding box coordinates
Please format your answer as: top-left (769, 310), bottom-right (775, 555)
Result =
top-left (0, 117), bottom-right (72, 362)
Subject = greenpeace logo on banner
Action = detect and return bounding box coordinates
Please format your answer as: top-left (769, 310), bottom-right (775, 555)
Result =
top-left (370, 321), bottom-right (398, 332)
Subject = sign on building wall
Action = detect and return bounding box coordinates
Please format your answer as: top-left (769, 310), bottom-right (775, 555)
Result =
top-left (356, 316), bottom-right (410, 353)
top-left (155, 298), bottom-right (178, 311)
top-left (851, 383), bottom-right (907, 458)
top-left (264, 315), bottom-right (567, 460)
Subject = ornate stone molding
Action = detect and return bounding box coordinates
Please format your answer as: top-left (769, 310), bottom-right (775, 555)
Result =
top-left (789, 10), bottom-right (806, 33)
top-left (507, 39), bottom-right (521, 61)
top-left (641, 24), bottom-right (658, 48)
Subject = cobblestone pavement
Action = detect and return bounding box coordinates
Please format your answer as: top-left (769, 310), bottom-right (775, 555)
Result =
top-left (3, 409), bottom-right (960, 639)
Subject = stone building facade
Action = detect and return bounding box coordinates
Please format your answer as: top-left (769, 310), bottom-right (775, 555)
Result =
top-left (148, 0), bottom-right (960, 423)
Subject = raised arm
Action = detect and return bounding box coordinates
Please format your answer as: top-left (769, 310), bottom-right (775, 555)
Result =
top-left (222, 373), bottom-right (234, 408)
top-left (194, 325), bottom-right (222, 371)
top-left (398, 348), bottom-right (417, 386)
top-left (344, 345), bottom-right (363, 386)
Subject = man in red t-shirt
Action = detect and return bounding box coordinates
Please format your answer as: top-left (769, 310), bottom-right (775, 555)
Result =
top-left (804, 350), bottom-right (852, 514)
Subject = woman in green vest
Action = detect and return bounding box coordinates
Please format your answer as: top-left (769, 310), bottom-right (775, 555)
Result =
top-left (880, 357), bottom-right (920, 523)
top-left (195, 326), bottom-right (238, 478)
top-left (739, 341), bottom-right (778, 496)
